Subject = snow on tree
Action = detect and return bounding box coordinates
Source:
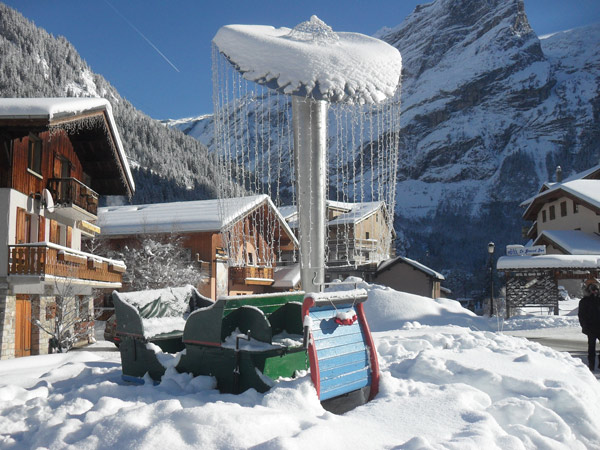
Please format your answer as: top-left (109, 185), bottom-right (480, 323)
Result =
top-left (85, 233), bottom-right (208, 292)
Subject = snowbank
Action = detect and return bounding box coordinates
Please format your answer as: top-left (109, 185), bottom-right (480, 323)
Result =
top-left (1, 282), bottom-right (599, 449)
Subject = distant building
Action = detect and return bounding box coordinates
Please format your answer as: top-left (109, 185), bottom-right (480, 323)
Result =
top-left (498, 165), bottom-right (600, 316)
top-left (0, 98), bottom-right (134, 359)
top-left (280, 200), bottom-right (395, 281)
top-left (369, 255), bottom-right (446, 299)
top-left (97, 195), bottom-right (299, 300)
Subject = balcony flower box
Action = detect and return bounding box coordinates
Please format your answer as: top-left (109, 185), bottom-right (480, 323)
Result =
top-left (58, 251), bottom-right (87, 265)
top-left (108, 262), bottom-right (127, 273)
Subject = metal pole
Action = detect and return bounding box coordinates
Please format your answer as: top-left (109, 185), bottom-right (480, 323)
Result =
top-left (292, 95), bottom-right (328, 293)
top-left (490, 261), bottom-right (494, 316)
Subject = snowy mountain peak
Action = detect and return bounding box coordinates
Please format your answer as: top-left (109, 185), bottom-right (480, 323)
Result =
top-left (168, 0), bottom-right (600, 295)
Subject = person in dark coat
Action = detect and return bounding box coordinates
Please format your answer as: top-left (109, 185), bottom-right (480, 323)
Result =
top-left (578, 279), bottom-right (600, 371)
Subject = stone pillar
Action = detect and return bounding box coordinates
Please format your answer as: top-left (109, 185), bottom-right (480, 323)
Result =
top-left (31, 295), bottom-right (52, 356)
top-left (0, 288), bottom-right (16, 360)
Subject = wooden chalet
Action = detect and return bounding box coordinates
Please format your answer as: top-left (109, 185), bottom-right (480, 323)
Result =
top-left (0, 97), bottom-right (135, 359)
top-left (280, 200), bottom-right (395, 281)
top-left (369, 255), bottom-right (446, 299)
top-left (97, 195), bottom-right (299, 300)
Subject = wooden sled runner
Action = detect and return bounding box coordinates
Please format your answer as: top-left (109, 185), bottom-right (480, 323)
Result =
top-left (112, 286), bottom-right (379, 412)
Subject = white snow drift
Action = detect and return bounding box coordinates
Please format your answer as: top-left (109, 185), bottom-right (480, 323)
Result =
top-left (0, 282), bottom-right (598, 449)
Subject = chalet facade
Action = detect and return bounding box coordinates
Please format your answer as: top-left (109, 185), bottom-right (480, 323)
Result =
top-left (280, 200), bottom-right (395, 281)
top-left (0, 98), bottom-right (135, 359)
top-left (498, 165), bottom-right (600, 316)
top-left (97, 195), bottom-right (299, 300)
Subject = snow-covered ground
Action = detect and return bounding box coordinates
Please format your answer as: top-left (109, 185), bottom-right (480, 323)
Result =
top-left (1, 282), bottom-right (598, 449)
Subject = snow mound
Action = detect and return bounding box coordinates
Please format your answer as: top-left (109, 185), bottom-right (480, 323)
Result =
top-left (1, 281), bottom-right (600, 448)
top-left (327, 277), bottom-right (489, 332)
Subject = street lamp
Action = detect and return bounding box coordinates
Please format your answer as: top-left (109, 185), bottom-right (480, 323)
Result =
top-left (488, 242), bottom-right (495, 316)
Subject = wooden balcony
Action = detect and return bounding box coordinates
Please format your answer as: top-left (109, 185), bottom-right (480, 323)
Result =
top-left (230, 266), bottom-right (274, 286)
top-left (47, 177), bottom-right (99, 220)
top-left (327, 238), bottom-right (387, 266)
top-left (8, 243), bottom-right (125, 285)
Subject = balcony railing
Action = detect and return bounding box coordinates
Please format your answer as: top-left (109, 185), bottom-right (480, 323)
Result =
top-left (230, 266), bottom-right (274, 286)
top-left (47, 177), bottom-right (99, 217)
top-left (8, 242), bottom-right (125, 285)
top-left (327, 238), bottom-right (388, 266)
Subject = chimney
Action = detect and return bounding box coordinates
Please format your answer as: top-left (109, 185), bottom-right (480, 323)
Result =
top-left (556, 165), bottom-right (562, 183)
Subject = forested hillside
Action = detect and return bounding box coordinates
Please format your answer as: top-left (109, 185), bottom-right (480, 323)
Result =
top-left (0, 3), bottom-right (221, 205)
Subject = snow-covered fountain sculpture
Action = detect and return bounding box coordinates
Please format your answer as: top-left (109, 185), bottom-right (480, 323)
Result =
top-left (212, 16), bottom-right (402, 293)
top-left (113, 17), bottom-right (402, 414)
top-left (209, 17), bottom-right (402, 411)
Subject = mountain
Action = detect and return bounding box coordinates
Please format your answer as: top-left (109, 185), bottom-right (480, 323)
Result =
top-left (167, 0), bottom-right (600, 297)
top-left (0, 3), bottom-right (222, 205)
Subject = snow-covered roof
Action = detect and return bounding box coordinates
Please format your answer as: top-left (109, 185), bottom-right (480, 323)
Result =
top-left (272, 264), bottom-right (301, 289)
top-left (99, 195), bottom-right (297, 245)
top-left (534, 230), bottom-right (600, 255)
top-left (280, 200), bottom-right (385, 228)
top-left (564, 163), bottom-right (600, 182)
top-left (329, 201), bottom-right (384, 226)
top-left (520, 166), bottom-right (600, 209)
top-left (0, 97), bottom-right (135, 195)
top-left (376, 255), bottom-right (445, 281)
top-left (278, 205), bottom-right (298, 221)
top-left (522, 179), bottom-right (600, 219)
top-left (497, 254), bottom-right (600, 270)
top-left (327, 200), bottom-right (356, 211)
top-left (213, 16), bottom-right (402, 104)
top-left (0, 97), bottom-right (107, 120)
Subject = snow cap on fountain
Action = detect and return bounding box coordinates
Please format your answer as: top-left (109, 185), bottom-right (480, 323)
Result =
top-left (213, 15), bottom-right (402, 104)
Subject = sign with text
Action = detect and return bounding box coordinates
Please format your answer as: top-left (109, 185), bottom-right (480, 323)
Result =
top-left (506, 245), bottom-right (546, 256)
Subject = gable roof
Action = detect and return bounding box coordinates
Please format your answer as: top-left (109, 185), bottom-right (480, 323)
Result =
top-left (98, 195), bottom-right (297, 246)
top-left (0, 97), bottom-right (134, 197)
top-left (329, 201), bottom-right (384, 226)
top-left (520, 164), bottom-right (600, 209)
top-left (533, 230), bottom-right (600, 255)
top-left (522, 179), bottom-right (600, 220)
top-left (280, 200), bottom-right (387, 228)
top-left (376, 255), bottom-right (445, 281)
top-left (278, 205), bottom-right (298, 221)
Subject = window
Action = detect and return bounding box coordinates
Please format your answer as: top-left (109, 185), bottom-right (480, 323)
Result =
top-left (573, 202), bottom-right (579, 214)
top-left (366, 232), bottom-right (370, 239)
top-left (542, 210), bottom-right (547, 223)
top-left (549, 205), bottom-right (555, 220)
top-left (27, 133), bottom-right (42, 176)
top-left (248, 252), bottom-right (254, 265)
top-left (560, 201), bottom-right (567, 217)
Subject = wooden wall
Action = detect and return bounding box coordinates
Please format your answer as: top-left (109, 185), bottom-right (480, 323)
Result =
top-left (10, 129), bottom-right (84, 196)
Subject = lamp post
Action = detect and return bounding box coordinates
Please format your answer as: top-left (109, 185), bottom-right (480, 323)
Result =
top-left (488, 242), bottom-right (495, 316)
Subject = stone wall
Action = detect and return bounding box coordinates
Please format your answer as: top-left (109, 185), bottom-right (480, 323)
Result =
top-left (31, 295), bottom-right (52, 356)
top-left (0, 292), bottom-right (16, 360)
top-left (0, 293), bottom-right (55, 359)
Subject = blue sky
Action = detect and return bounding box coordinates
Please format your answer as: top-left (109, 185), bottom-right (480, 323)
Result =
top-left (3, 0), bottom-right (600, 120)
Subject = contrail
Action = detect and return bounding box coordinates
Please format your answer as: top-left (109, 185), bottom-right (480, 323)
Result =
top-left (103, 0), bottom-right (180, 73)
